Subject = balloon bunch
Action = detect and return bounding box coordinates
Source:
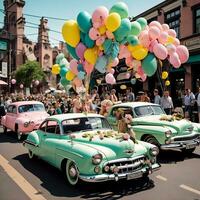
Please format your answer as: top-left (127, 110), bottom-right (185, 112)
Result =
top-left (53, 2), bottom-right (189, 93)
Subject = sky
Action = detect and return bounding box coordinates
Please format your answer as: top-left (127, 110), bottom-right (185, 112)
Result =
top-left (0, 0), bottom-right (164, 46)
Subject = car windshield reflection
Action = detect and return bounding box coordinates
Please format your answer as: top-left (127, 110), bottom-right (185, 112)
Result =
top-left (61, 117), bottom-right (111, 134)
top-left (18, 104), bottom-right (45, 113)
top-left (134, 105), bottom-right (165, 117)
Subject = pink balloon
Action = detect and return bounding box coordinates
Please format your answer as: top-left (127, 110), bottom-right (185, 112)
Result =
top-left (11, 79), bottom-right (16, 84)
top-left (110, 57), bottom-right (119, 67)
top-left (106, 31), bottom-right (114, 39)
top-left (139, 30), bottom-right (150, 48)
top-left (96, 36), bottom-right (105, 46)
top-left (141, 74), bottom-right (147, 82)
top-left (176, 45), bottom-right (189, 63)
top-left (89, 27), bottom-right (100, 40)
top-left (119, 45), bottom-right (131, 59)
top-left (92, 6), bottom-right (109, 27)
top-left (169, 52), bottom-right (181, 68)
top-left (107, 68), bottom-right (115, 74)
top-left (173, 38), bottom-right (180, 46)
top-left (162, 24), bottom-right (170, 31)
top-left (137, 65), bottom-right (145, 76)
top-left (73, 77), bottom-right (82, 87)
top-left (125, 56), bottom-right (133, 67)
top-left (75, 43), bottom-right (86, 60)
top-left (83, 61), bottom-right (94, 75)
top-left (168, 29), bottom-right (177, 38)
top-left (35, 80), bottom-right (39, 86)
top-left (149, 39), bottom-right (158, 52)
top-left (166, 44), bottom-right (176, 56)
top-left (153, 43), bottom-right (168, 60)
top-left (20, 84), bottom-right (23, 89)
top-left (158, 31), bottom-right (168, 44)
top-left (149, 26), bottom-right (160, 40)
top-left (132, 59), bottom-right (141, 71)
top-left (105, 73), bottom-right (116, 85)
top-left (70, 59), bottom-right (79, 75)
top-left (149, 21), bottom-right (162, 30)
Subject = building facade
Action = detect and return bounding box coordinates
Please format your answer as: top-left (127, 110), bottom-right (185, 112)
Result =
top-left (134, 0), bottom-right (200, 106)
top-left (0, 0), bottom-right (67, 91)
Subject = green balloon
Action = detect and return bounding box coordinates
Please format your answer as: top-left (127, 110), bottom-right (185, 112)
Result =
top-left (110, 2), bottom-right (129, 19)
top-left (130, 21), bottom-right (141, 36)
top-left (60, 67), bottom-right (68, 77)
top-left (127, 35), bottom-right (139, 46)
top-left (136, 17), bottom-right (147, 30)
top-left (142, 53), bottom-right (157, 77)
top-left (60, 77), bottom-right (70, 86)
top-left (66, 44), bottom-right (79, 60)
top-left (56, 53), bottom-right (65, 64)
top-left (85, 34), bottom-right (95, 48)
top-left (114, 18), bottom-right (131, 42)
top-left (80, 31), bottom-right (86, 43)
top-left (77, 11), bottom-right (92, 33)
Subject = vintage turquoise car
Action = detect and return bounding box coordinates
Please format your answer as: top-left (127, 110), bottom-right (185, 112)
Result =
top-left (24, 113), bottom-right (160, 186)
top-left (107, 102), bottom-right (200, 154)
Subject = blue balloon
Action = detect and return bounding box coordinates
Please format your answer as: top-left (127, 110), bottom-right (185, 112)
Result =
top-left (60, 67), bottom-right (68, 77)
top-left (66, 44), bottom-right (79, 60)
top-left (111, 42), bottom-right (119, 59)
top-left (95, 56), bottom-right (108, 73)
top-left (85, 34), bottom-right (95, 48)
top-left (80, 31), bottom-right (86, 43)
top-left (103, 39), bottom-right (112, 55)
top-left (77, 64), bottom-right (84, 72)
top-left (77, 71), bottom-right (85, 80)
top-left (77, 11), bottom-right (92, 33)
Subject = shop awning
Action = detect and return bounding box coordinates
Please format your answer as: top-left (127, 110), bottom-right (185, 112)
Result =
top-left (187, 54), bottom-right (200, 64)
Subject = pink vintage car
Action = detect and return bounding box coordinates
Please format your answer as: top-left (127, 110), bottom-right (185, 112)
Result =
top-left (1, 101), bottom-right (49, 140)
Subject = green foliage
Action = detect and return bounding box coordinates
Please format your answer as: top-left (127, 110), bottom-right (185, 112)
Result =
top-left (15, 61), bottom-right (46, 87)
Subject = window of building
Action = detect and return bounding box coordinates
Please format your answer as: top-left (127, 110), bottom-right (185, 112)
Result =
top-left (193, 7), bottom-right (200, 33)
top-left (165, 7), bottom-right (181, 38)
top-left (147, 16), bottom-right (158, 24)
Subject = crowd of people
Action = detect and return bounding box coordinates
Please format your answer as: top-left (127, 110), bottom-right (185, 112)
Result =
top-left (1, 86), bottom-right (200, 122)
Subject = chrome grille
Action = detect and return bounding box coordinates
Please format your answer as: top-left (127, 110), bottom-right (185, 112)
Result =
top-left (174, 134), bottom-right (200, 142)
top-left (103, 156), bottom-right (146, 174)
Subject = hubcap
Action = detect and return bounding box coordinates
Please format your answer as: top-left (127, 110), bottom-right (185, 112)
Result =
top-left (17, 132), bottom-right (22, 140)
top-left (69, 166), bottom-right (77, 178)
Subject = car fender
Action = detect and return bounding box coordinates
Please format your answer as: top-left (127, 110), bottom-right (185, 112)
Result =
top-left (132, 125), bottom-right (177, 144)
top-left (1, 116), bottom-right (6, 126)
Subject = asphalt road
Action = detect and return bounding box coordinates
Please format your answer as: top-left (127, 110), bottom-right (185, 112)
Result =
top-left (0, 128), bottom-right (200, 200)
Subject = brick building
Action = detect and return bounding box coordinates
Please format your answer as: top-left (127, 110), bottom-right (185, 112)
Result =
top-left (133, 0), bottom-right (200, 106)
top-left (0, 0), bottom-right (67, 91)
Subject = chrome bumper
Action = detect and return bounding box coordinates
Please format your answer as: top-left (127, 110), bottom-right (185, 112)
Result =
top-left (161, 138), bottom-right (200, 150)
top-left (79, 163), bottom-right (161, 183)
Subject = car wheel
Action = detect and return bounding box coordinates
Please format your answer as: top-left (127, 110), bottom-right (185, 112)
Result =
top-left (3, 126), bottom-right (7, 134)
top-left (65, 160), bottom-right (79, 186)
top-left (143, 135), bottom-right (160, 148)
top-left (182, 147), bottom-right (196, 155)
top-left (17, 131), bottom-right (22, 141)
top-left (28, 150), bottom-right (36, 160)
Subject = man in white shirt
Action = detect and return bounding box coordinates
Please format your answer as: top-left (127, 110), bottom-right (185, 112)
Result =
top-left (184, 89), bottom-right (195, 120)
top-left (161, 90), bottom-right (174, 115)
top-left (197, 87), bottom-right (200, 123)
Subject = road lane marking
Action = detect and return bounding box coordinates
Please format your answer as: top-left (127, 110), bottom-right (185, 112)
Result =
top-left (0, 154), bottom-right (47, 200)
top-left (156, 175), bottom-right (167, 181)
top-left (180, 184), bottom-right (200, 196)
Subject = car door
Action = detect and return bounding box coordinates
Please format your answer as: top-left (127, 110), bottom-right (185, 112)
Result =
top-left (40, 120), bottom-right (61, 166)
top-left (5, 105), bottom-right (17, 131)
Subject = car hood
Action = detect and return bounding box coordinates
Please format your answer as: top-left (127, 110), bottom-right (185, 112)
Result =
top-left (19, 112), bottom-right (49, 122)
top-left (72, 130), bottom-right (147, 159)
top-left (133, 115), bottom-right (193, 135)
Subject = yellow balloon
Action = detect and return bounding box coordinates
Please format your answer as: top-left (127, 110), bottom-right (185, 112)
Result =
top-left (162, 71), bottom-right (168, 80)
top-left (62, 20), bottom-right (80, 47)
top-left (66, 70), bottom-right (75, 81)
top-left (165, 80), bottom-right (170, 86)
top-left (166, 36), bottom-right (175, 45)
top-left (52, 64), bottom-right (60, 75)
top-left (105, 13), bottom-right (121, 32)
top-left (98, 45), bottom-right (104, 51)
top-left (84, 47), bottom-right (98, 65)
top-left (98, 25), bottom-right (107, 35)
top-left (132, 47), bottom-right (148, 60)
top-left (128, 44), bottom-right (142, 52)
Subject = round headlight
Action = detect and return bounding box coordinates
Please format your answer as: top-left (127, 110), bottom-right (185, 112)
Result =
top-left (92, 153), bottom-right (102, 165)
top-left (24, 122), bottom-right (29, 127)
top-left (165, 130), bottom-right (172, 138)
top-left (150, 146), bottom-right (159, 156)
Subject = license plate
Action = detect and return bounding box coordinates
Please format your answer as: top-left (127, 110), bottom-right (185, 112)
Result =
top-left (186, 143), bottom-right (197, 149)
top-left (127, 171), bottom-right (143, 180)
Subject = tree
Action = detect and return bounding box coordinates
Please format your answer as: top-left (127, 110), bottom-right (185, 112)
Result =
top-left (15, 61), bottom-right (46, 87)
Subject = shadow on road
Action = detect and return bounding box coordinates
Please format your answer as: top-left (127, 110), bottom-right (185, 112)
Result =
top-left (0, 131), bottom-right (22, 144)
top-left (13, 153), bottom-right (155, 199)
top-left (158, 149), bottom-right (200, 164)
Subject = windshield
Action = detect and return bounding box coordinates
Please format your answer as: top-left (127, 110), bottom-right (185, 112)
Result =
top-left (134, 105), bottom-right (165, 117)
top-left (18, 104), bottom-right (45, 113)
top-left (62, 117), bottom-right (111, 134)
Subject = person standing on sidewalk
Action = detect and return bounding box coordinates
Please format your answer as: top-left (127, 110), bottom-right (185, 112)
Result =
top-left (197, 87), bottom-right (200, 123)
top-left (153, 89), bottom-right (161, 105)
top-left (184, 89), bottom-right (195, 121)
top-left (161, 90), bottom-right (174, 115)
